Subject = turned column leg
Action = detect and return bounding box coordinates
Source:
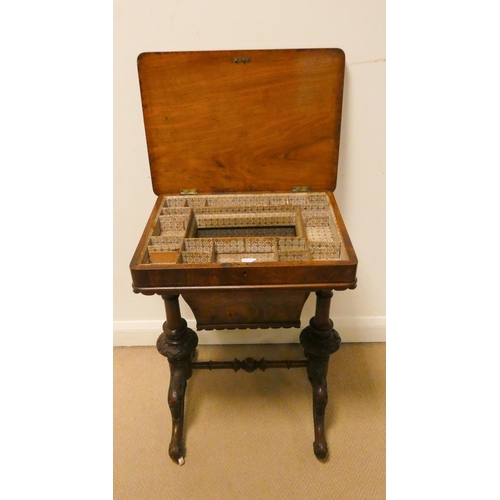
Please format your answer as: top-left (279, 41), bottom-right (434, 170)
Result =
top-left (156, 294), bottom-right (198, 465)
top-left (299, 289), bottom-right (341, 459)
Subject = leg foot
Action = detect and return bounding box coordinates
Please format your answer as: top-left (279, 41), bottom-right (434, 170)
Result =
top-left (314, 440), bottom-right (328, 460)
top-left (167, 362), bottom-right (188, 464)
top-left (307, 354), bottom-right (330, 459)
top-left (157, 294), bottom-right (198, 465)
top-left (299, 290), bottom-right (341, 460)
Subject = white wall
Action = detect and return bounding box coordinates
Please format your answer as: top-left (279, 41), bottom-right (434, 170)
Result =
top-left (113, 0), bottom-right (385, 344)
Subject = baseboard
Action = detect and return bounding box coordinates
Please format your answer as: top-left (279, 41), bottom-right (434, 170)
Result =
top-left (113, 317), bottom-right (386, 346)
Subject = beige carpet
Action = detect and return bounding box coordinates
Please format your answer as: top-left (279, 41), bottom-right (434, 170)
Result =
top-left (114, 343), bottom-right (385, 499)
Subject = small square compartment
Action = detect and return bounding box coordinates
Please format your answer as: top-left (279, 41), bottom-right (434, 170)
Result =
top-left (214, 238), bottom-right (245, 254)
top-left (278, 249), bottom-right (310, 262)
top-left (216, 252), bottom-right (277, 263)
top-left (149, 235), bottom-right (184, 250)
top-left (183, 238), bottom-right (214, 252)
top-left (309, 242), bottom-right (342, 260)
top-left (166, 197), bottom-right (187, 207)
top-left (180, 251), bottom-right (213, 264)
top-left (148, 247), bottom-right (180, 264)
top-left (245, 237), bottom-right (277, 253)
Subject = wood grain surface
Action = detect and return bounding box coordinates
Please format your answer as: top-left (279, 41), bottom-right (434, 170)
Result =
top-left (137, 49), bottom-right (345, 195)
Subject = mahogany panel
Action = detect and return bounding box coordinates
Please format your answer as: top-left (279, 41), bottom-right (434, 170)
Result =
top-left (182, 289), bottom-right (310, 330)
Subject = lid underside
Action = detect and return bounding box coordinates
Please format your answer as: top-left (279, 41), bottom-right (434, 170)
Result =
top-left (137, 48), bottom-right (345, 195)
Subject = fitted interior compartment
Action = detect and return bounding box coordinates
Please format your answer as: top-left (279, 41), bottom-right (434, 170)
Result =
top-left (145, 192), bottom-right (346, 264)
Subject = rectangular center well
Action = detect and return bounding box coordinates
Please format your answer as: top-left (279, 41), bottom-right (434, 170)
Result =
top-left (192, 211), bottom-right (302, 239)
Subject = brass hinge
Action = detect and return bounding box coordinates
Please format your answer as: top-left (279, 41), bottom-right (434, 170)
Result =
top-left (291, 186), bottom-right (311, 193)
top-left (180, 189), bottom-right (198, 195)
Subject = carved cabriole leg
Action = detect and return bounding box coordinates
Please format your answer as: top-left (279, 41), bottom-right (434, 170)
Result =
top-left (299, 289), bottom-right (341, 459)
top-left (156, 294), bottom-right (198, 465)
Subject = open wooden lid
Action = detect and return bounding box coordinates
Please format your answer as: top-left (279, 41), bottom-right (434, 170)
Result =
top-left (137, 48), bottom-right (345, 195)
